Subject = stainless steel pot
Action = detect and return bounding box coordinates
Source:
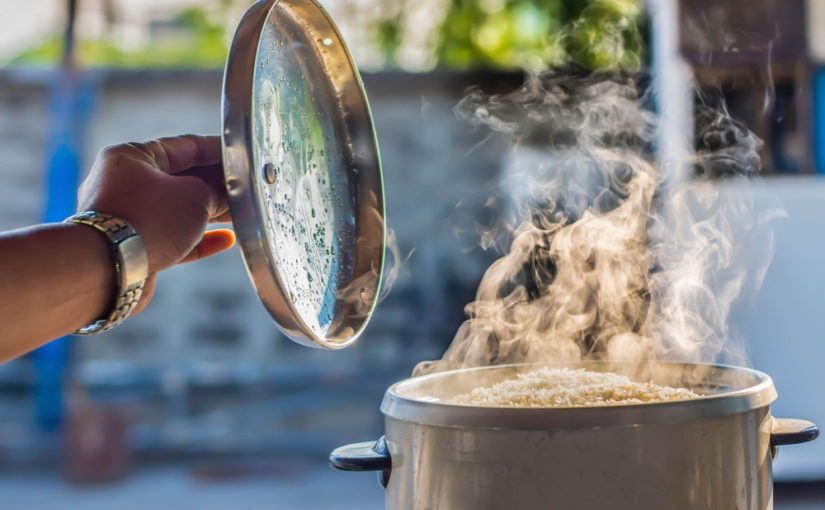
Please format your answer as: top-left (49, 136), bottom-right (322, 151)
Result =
top-left (330, 361), bottom-right (818, 510)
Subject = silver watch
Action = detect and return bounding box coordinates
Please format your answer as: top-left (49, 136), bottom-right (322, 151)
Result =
top-left (67, 211), bottom-right (149, 335)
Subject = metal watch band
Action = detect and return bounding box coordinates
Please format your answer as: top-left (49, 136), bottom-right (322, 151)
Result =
top-left (67, 211), bottom-right (149, 335)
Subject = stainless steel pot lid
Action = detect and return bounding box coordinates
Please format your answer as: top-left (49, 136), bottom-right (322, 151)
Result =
top-left (221, 0), bottom-right (385, 349)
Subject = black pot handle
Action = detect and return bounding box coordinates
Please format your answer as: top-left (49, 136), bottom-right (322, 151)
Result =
top-left (330, 436), bottom-right (391, 487)
top-left (770, 418), bottom-right (819, 447)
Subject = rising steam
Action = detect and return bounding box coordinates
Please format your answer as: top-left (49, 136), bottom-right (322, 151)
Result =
top-left (414, 73), bottom-right (778, 379)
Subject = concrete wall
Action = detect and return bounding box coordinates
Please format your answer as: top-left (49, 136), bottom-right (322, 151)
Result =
top-left (0, 69), bottom-right (507, 458)
top-left (0, 69), bottom-right (505, 370)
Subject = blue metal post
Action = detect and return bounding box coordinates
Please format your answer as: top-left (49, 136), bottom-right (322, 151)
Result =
top-left (33, 0), bottom-right (94, 431)
top-left (813, 69), bottom-right (825, 174)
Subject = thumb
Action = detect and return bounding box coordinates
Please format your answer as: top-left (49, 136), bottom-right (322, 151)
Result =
top-left (180, 229), bottom-right (236, 264)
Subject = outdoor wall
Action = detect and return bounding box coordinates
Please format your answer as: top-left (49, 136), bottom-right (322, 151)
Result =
top-left (0, 71), bottom-right (49, 232)
top-left (73, 70), bottom-right (505, 367)
top-left (0, 69), bottom-right (506, 459)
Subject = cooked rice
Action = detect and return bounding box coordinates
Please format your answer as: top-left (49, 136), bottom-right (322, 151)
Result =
top-left (450, 367), bottom-right (699, 407)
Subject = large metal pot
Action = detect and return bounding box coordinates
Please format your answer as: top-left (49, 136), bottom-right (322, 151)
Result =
top-left (331, 361), bottom-right (818, 510)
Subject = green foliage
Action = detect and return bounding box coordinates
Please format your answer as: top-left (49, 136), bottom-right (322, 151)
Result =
top-left (375, 16), bottom-right (405, 64)
top-left (8, 0), bottom-right (644, 71)
top-left (565, 0), bottom-right (643, 70)
top-left (11, 6), bottom-right (229, 69)
top-left (436, 0), bottom-right (643, 71)
top-left (438, 0), bottom-right (565, 70)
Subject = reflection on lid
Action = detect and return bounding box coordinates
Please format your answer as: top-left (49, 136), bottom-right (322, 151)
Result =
top-left (253, 22), bottom-right (340, 337)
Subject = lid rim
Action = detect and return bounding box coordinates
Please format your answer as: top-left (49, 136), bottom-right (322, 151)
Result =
top-left (221, 0), bottom-right (385, 350)
top-left (380, 361), bottom-right (778, 428)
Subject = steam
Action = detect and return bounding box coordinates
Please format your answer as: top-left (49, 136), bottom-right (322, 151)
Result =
top-left (338, 225), bottom-right (406, 323)
top-left (379, 228), bottom-right (406, 301)
top-left (414, 73), bottom-right (778, 379)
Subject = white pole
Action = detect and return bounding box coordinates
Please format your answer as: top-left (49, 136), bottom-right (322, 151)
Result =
top-left (645, 0), bottom-right (694, 187)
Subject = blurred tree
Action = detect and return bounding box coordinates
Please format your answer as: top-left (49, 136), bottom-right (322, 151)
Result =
top-left (437, 0), bottom-right (566, 70)
top-left (564, 0), bottom-right (643, 70)
top-left (372, 0), bottom-right (407, 64)
top-left (435, 0), bottom-right (643, 71)
top-left (8, 0), bottom-right (643, 72)
top-left (12, 3), bottom-right (231, 69)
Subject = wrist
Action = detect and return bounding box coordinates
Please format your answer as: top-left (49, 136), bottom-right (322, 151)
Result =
top-left (0, 223), bottom-right (121, 359)
top-left (66, 211), bottom-right (148, 334)
top-left (61, 222), bottom-right (119, 325)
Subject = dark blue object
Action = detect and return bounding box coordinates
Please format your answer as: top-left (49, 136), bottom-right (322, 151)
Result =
top-left (814, 69), bottom-right (825, 174)
top-left (330, 436), bottom-right (391, 488)
top-left (770, 418), bottom-right (820, 447)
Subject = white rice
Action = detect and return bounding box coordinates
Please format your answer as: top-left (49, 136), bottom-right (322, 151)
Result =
top-left (450, 367), bottom-right (699, 407)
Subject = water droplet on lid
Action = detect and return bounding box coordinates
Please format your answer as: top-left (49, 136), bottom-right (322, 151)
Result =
top-left (322, 38), bottom-right (333, 47)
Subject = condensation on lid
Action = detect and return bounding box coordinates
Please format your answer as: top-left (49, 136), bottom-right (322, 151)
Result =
top-left (221, 0), bottom-right (385, 350)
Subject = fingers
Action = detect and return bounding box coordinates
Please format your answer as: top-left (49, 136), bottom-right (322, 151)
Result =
top-left (144, 135), bottom-right (222, 175)
top-left (212, 210), bottom-right (233, 223)
top-left (132, 275), bottom-right (156, 316)
top-left (179, 163), bottom-right (231, 220)
top-left (180, 229), bottom-right (236, 265)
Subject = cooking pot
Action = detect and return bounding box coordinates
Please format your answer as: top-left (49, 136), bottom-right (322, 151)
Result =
top-left (330, 361), bottom-right (818, 510)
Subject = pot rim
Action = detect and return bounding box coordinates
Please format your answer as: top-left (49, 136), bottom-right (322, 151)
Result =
top-left (380, 361), bottom-right (777, 429)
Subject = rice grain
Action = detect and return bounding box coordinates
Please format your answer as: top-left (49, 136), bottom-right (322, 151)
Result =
top-left (450, 367), bottom-right (699, 407)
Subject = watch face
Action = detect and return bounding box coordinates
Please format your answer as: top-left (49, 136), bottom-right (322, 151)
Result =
top-left (222, 0), bottom-right (385, 349)
top-left (118, 235), bottom-right (149, 289)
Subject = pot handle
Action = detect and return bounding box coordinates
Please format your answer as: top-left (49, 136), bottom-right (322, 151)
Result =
top-left (770, 418), bottom-right (819, 447)
top-left (330, 436), bottom-right (391, 488)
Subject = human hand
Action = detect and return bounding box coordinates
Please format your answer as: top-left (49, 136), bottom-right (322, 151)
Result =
top-left (77, 135), bottom-right (235, 313)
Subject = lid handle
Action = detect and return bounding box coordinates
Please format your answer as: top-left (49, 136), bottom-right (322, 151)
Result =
top-left (329, 436), bottom-right (391, 488)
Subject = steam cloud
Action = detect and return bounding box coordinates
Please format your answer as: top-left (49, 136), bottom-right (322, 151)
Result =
top-left (414, 73), bottom-right (778, 379)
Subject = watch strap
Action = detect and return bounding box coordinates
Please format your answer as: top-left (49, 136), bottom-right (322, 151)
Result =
top-left (67, 211), bottom-right (149, 335)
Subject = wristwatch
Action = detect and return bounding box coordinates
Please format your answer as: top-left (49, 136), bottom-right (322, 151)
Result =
top-left (67, 211), bottom-right (149, 335)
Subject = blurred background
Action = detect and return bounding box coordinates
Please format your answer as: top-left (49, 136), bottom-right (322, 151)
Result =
top-left (0, 0), bottom-right (824, 508)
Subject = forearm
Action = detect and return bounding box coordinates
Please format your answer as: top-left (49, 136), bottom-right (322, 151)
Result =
top-left (0, 223), bottom-right (114, 362)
